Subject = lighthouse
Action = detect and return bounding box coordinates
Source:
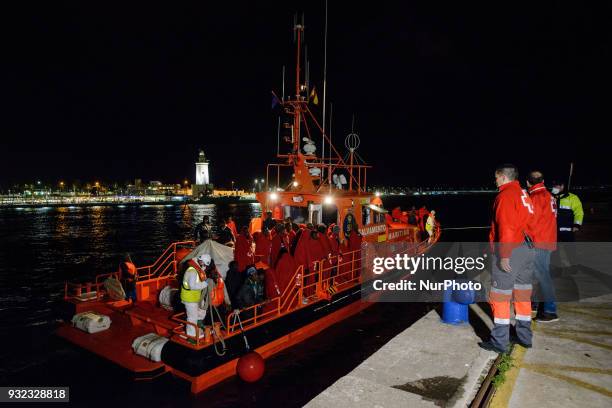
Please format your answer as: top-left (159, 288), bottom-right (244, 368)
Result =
top-left (192, 149), bottom-right (212, 197)
top-left (195, 149), bottom-right (209, 185)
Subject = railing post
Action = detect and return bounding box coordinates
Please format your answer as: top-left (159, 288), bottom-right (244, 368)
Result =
top-left (351, 251), bottom-right (355, 280)
top-left (316, 260), bottom-right (322, 296)
top-left (298, 266), bottom-right (303, 306)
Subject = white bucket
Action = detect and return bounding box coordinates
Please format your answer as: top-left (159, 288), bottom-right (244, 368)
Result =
top-left (71, 311), bottom-right (112, 334)
top-left (132, 333), bottom-right (169, 362)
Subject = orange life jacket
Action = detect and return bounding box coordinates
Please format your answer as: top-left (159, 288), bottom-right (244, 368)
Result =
top-left (210, 278), bottom-right (226, 307)
top-left (187, 259), bottom-right (207, 280)
top-left (119, 261), bottom-right (137, 280)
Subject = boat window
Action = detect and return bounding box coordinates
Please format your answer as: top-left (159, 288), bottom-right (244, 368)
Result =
top-left (322, 204), bottom-right (338, 227)
top-left (309, 203), bottom-right (322, 225)
top-left (362, 205), bottom-right (371, 225)
top-left (374, 211), bottom-right (385, 224)
top-left (285, 206), bottom-right (308, 224)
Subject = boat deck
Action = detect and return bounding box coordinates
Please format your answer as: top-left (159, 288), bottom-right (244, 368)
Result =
top-left (57, 298), bottom-right (178, 377)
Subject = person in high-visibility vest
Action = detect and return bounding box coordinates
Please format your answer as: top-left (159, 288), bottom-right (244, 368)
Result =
top-left (551, 180), bottom-right (584, 243)
top-left (480, 164), bottom-right (536, 354)
top-left (425, 210), bottom-right (436, 242)
top-left (181, 254), bottom-right (210, 338)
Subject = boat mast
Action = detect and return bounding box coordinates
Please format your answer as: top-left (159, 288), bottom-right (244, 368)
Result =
top-left (293, 17), bottom-right (304, 155)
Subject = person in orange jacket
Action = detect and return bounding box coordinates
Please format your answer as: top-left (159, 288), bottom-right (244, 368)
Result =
top-left (527, 170), bottom-right (559, 322)
top-left (480, 164), bottom-right (536, 354)
top-left (119, 253), bottom-right (137, 303)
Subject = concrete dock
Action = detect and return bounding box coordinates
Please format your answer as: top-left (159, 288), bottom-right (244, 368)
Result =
top-left (492, 296), bottom-right (612, 408)
top-left (306, 309), bottom-right (496, 407)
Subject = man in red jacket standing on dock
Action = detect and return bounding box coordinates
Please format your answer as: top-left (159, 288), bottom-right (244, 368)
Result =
top-left (527, 170), bottom-right (559, 322)
top-left (480, 164), bottom-right (536, 354)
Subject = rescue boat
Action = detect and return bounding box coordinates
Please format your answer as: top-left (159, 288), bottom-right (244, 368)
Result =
top-left (57, 20), bottom-right (441, 394)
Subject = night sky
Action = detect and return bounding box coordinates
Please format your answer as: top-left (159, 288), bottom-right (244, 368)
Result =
top-left (1, 1), bottom-right (611, 190)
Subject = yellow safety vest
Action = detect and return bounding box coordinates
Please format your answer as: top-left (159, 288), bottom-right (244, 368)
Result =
top-left (181, 267), bottom-right (202, 303)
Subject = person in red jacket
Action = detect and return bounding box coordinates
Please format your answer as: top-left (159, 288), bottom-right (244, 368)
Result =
top-left (270, 223), bottom-right (289, 267)
top-left (226, 216), bottom-right (238, 238)
top-left (317, 224), bottom-right (333, 279)
top-left (264, 266), bottom-right (282, 299)
top-left (481, 164), bottom-right (536, 354)
top-left (274, 247), bottom-right (297, 295)
top-left (234, 226), bottom-right (255, 273)
top-left (254, 228), bottom-right (272, 266)
top-left (527, 170), bottom-right (559, 322)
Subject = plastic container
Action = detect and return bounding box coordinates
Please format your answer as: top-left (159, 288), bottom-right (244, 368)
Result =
top-left (71, 311), bottom-right (112, 333)
top-left (442, 285), bottom-right (471, 325)
top-left (132, 333), bottom-right (169, 362)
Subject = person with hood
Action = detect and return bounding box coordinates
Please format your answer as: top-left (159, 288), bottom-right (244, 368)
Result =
top-left (270, 223), bottom-right (289, 266)
top-left (234, 226), bottom-right (255, 272)
top-left (274, 247), bottom-right (297, 295)
top-left (254, 228), bottom-right (273, 266)
top-left (181, 254), bottom-right (210, 338)
top-left (286, 221), bottom-right (297, 247)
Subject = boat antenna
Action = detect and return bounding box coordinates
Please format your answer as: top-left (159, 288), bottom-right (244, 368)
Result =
top-left (277, 116), bottom-right (281, 156)
top-left (567, 162), bottom-right (574, 191)
top-left (282, 65), bottom-right (285, 101)
top-left (293, 14), bottom-right (297, 43)
top-left (328, 102), bottom-right (333, 193)
top-left (322, 0), bottom-right (329, 169)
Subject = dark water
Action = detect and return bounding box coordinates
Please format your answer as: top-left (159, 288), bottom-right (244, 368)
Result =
top-left (0, 196), bottom-right (497, 406)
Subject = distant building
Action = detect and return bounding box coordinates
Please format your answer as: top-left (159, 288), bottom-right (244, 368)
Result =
top-left (192, 149), bottom-right (213, 197)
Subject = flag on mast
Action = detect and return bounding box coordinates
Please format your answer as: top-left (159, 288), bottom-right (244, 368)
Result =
top-left (309, 86), bottom-right (319, 105)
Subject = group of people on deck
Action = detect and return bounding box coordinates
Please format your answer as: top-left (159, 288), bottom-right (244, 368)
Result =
top-left (195, 213), bottom-right (364, 309)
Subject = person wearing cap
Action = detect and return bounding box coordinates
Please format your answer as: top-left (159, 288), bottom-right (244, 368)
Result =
top-left (551, 180), bottom-right (584, 243)
top-left (181, 254), bottom-right (210, 338)
top-left (236, 267), bottom-right (264, 311)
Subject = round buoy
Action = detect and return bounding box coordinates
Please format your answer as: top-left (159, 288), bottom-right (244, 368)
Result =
top-left (236, 351), bottom-right (265, 382)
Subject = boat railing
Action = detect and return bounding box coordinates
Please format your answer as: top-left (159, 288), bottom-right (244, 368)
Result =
top-left (64, 280), bottom-right (104, 302)
top-left (170, 312), bottom-right (206, 348)
top-left (168, 228), bottom-right (442, 349)
top-left (136, 240), bottom-right (196, 282)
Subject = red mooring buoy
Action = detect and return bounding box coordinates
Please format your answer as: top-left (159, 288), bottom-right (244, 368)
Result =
top-left (236, 351), bottom-right (265, 382)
